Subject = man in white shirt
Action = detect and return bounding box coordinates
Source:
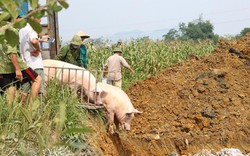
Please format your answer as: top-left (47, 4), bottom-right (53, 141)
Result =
top-left (19, 17), bottom-right (45, 94)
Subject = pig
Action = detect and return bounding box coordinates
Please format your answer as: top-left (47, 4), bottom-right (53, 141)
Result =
top-left (97, 82), bottom-right (142, 134)
top-left (42, 59), bottom-right (103, 105)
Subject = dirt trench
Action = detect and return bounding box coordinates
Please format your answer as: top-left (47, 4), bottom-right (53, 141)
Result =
top-left (88, 34), bottom-right (250, 156)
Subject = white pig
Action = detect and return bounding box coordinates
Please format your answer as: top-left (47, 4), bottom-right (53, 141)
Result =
top-left (98, 82), bottom-right (142, 134)
top-left (42, 59), bottom-right (103, 105)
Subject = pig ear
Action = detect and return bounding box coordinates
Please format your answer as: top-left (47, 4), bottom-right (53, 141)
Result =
top-left (126, 113), bottom-right (133, 117)
top-left (133, 109), bottom-right (142, 114)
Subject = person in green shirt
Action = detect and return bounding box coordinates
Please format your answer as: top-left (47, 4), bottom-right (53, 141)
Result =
top-left (56, 35), bottom-right (83, 67)
top-left (77, 31), bottom-right (90, 69)
top-left (0, 42), bottom-right (42, 104)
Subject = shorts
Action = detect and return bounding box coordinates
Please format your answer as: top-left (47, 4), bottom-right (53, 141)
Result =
top-left (22, 68), bottom-right (44, 93)
top-left (0, 67), bottom-right (38, 94)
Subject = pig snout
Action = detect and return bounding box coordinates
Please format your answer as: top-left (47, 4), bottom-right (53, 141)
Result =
top-left (95, 92), bottom-right (103, 105)
top-left (122, 122), bottom-right (131, 131)
top-left (121, 112), bottom-right (134, 131)
top-left (96, 98), bottom-right (103, 105)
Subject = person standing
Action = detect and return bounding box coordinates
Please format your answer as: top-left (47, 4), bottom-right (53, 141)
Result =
top-left (116, 39), bottom-right (122, 48)
top-left (38, 32), bottom-right (50, 49)
top-left (0, 41), bottom-right (41, 104)
top-left (104, 48), bottom-right (134, 88)
top-left (77, 31), bottom-right (90, 69)
top-left (19, 16), bottom-right (45, 95)
top-left (56, 35), bottom-right (83, 66)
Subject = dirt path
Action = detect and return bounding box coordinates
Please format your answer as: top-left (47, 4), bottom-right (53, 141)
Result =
top-left (90, 34), bottom-right (250, 156)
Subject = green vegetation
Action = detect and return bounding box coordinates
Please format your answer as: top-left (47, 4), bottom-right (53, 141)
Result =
top-left (0, 80), bottom-right (99, 155)
top-left (163, 16), bottom-right (219, 43)
top-left (0, 38), bottom-right (215, 154)
top-left (0, 0), bottom-right (68, 47)
top-left (237, 27), bottom-right (250, 38)
top-left (87, 38), bottom-right (215, 89)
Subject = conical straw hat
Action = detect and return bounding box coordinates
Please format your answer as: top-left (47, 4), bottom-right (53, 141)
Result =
top-left (77, 31), bottom-right (90, 38)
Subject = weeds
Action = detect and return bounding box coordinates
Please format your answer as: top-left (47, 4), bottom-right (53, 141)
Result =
top-left (0, 79), bottom-right (94, 155)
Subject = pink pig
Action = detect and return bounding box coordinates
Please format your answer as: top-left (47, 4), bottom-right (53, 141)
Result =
top-left (98, 82), bottom-right (142, 134)
top-left (42, 59), bottom-right (103, 105)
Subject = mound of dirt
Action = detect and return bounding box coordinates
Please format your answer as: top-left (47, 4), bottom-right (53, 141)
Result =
top-left (215, 33), bottom-right (250, 56)
top-left (90, 34), bottom-right (250, 156)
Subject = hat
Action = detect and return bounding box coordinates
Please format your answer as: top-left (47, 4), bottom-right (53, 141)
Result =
top-left (113, 48), bottom-right (122, 53)
top-left (77, 31), bottom-right (90, 38)
top-left (70, 35), bottom-right (82, 46)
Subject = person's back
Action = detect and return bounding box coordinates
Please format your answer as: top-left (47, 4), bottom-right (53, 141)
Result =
top-left (19, 23), bottom-right (43, 70)
top-left (104, 48), bottom-right (134, 88)
top-left (57, 45), bottom-right (80, 65)
top-left (106, 53), bottom-right (127, 81)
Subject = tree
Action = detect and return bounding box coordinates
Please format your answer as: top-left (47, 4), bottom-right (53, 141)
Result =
top-left (163, 16), bottom-right (218, 42)
top-left (0, 0), bottom-right (69, 46)
top-left (239, 27), bottom-right (250, 37)
top-left (162, 28), bottom-right (180, 40)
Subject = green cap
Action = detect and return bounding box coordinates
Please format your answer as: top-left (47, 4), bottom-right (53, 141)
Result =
top-left (70, 35), bottom-right (82, 46)
top-left (113, 47), bottom-right (122, 53)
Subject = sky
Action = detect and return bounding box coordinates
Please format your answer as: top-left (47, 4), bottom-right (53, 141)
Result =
top-left (51, 0), bottom-right (250, 42)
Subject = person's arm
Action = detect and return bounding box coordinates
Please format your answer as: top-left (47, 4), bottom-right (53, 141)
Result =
top-left (120, 57), bottom-right (135, 74)
top-left (103, 58), bottom-right (108, 70)
top-left (30, 38), bottom-right (40, 57)
top-left (39, 34), bottom-right (50, 42)
top-left (55, 46), bottom-right (67, 60)
top-left (9, 53), bottom-right (23, 81)
top-left (127, 67), bottom-right (135, 74)
top-left (27, 29), bottom-right (41, 57)
top-left (102, 60), bottom-right (109, 77)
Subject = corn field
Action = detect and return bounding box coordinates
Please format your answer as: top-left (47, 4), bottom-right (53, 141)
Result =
top-left (87, 38), bottom-right (215, 89)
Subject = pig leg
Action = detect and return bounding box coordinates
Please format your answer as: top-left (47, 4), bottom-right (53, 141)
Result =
top-left (114, 116), bottom-right (121, 131)
top-left (107, 111), bottom-right (115, 134)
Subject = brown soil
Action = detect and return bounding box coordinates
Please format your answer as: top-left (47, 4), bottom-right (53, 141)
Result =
top-left (89, 33), bottom-right (250, 156)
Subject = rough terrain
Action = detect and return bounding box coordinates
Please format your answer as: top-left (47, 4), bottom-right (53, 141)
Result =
top-left (88, 33), bottom-right (250, 156)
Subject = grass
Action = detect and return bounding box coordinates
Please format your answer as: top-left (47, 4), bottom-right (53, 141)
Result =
top-left (0, 79), bottom-right (101, 155)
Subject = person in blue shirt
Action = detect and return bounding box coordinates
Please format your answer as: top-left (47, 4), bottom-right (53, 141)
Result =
top-left (77, 31), bottom-right (90, 69)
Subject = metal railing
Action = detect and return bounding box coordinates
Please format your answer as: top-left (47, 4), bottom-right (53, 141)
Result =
top-left (43, 66), bottom-right (105, 106)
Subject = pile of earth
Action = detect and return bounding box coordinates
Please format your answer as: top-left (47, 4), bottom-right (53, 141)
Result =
top-left (87, 33), bottom-right (250, 156)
